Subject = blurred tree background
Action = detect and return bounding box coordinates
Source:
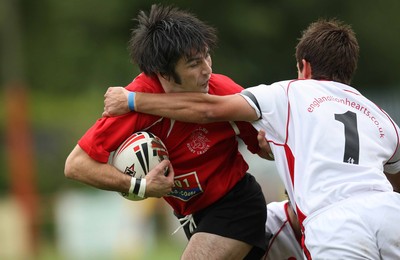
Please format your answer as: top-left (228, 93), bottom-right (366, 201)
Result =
top-left (0, 0), bottom-right (399, 259)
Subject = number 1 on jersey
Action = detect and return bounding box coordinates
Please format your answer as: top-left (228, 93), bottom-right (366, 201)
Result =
top-left (335, 111), bottom-right (359, 164)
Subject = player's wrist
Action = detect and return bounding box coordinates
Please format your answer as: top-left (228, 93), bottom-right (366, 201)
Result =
top-left (129, 177), bottom-right (146, 198)
top-left (128, 91), bottom-right (136, 111)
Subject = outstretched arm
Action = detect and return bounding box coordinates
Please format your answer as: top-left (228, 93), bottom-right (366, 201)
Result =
top-left (102, 87), bottom-right (259, 123)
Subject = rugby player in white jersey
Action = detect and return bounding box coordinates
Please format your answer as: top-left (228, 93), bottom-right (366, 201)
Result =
top-left (103, 19), bottom-right (400, 259)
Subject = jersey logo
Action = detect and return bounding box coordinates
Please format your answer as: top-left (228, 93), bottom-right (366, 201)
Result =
top-left (186, 127), bottom-right (211, 155)
top-left (167, 172), bottom-right (203, 201)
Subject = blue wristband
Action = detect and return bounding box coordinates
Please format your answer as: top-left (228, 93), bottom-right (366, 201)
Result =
top-left (128, 92), bottom-right (136, 111)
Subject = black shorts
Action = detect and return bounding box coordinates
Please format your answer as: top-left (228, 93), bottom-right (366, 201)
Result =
top-left (175, 173), bottom-right (267, 259)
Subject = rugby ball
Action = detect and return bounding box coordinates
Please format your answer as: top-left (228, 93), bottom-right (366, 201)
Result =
top-left (110, 131), bottom-right (169, 201)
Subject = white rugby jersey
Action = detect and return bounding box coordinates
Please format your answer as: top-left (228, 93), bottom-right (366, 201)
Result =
top-left (241, 79), bottom-right (400, 223)
top-left (264, 200), bottom-right (303, 260)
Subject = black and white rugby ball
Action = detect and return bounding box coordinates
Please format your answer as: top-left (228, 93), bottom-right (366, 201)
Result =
top-left (110, 131), bottom-right (169, 201)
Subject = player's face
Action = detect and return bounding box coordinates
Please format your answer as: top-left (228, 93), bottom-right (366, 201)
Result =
top-left (168, 51), bottom-right (212, 93)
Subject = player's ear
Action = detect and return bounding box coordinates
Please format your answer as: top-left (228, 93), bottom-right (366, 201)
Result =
top-left (301, 59), bottom-right (312, 79)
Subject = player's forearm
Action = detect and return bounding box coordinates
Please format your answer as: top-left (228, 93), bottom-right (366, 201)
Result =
top-left (103, 87), bottom-right (258, 122)
top-left (135, 92), bottom-right (258, 123)
top-left (135, 92), bottom-right (223, 123)
top-left (65, 145), bottom-right (131, 193)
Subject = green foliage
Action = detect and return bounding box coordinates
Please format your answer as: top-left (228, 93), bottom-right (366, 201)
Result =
top-left (30, 90), bottom-right (106, 194)
top-left (10, 0), bottom-right (400, 95)
top-left (0, 88), bottom-right (105, 193)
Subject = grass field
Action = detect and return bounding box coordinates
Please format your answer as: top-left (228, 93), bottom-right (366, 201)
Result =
top-left (37, 237), bottom-right (185, 260)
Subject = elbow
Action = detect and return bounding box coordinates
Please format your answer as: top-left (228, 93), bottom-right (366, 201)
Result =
top-left (64, 158), bottom-right (75, 180)
top-left (64, 145), bottom-right (88, 180)
top-left (64, 153), bottom-right (80, 180)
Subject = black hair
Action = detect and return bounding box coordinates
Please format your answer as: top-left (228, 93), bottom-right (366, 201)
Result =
top-left (128, 4), bottom-right (218, 82)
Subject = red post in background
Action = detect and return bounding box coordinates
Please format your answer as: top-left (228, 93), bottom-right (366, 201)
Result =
top-left (1, 0), bottom-right (40, 256)
top-left (4, 83), bottom-right (39, 255)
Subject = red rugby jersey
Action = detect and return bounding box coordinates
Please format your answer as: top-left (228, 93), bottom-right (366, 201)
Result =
top-left (78, 73), bottom-right (260, 215)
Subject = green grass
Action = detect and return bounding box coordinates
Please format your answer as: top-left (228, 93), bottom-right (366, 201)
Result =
top-left (37, 237), bottom-right (185, 260)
